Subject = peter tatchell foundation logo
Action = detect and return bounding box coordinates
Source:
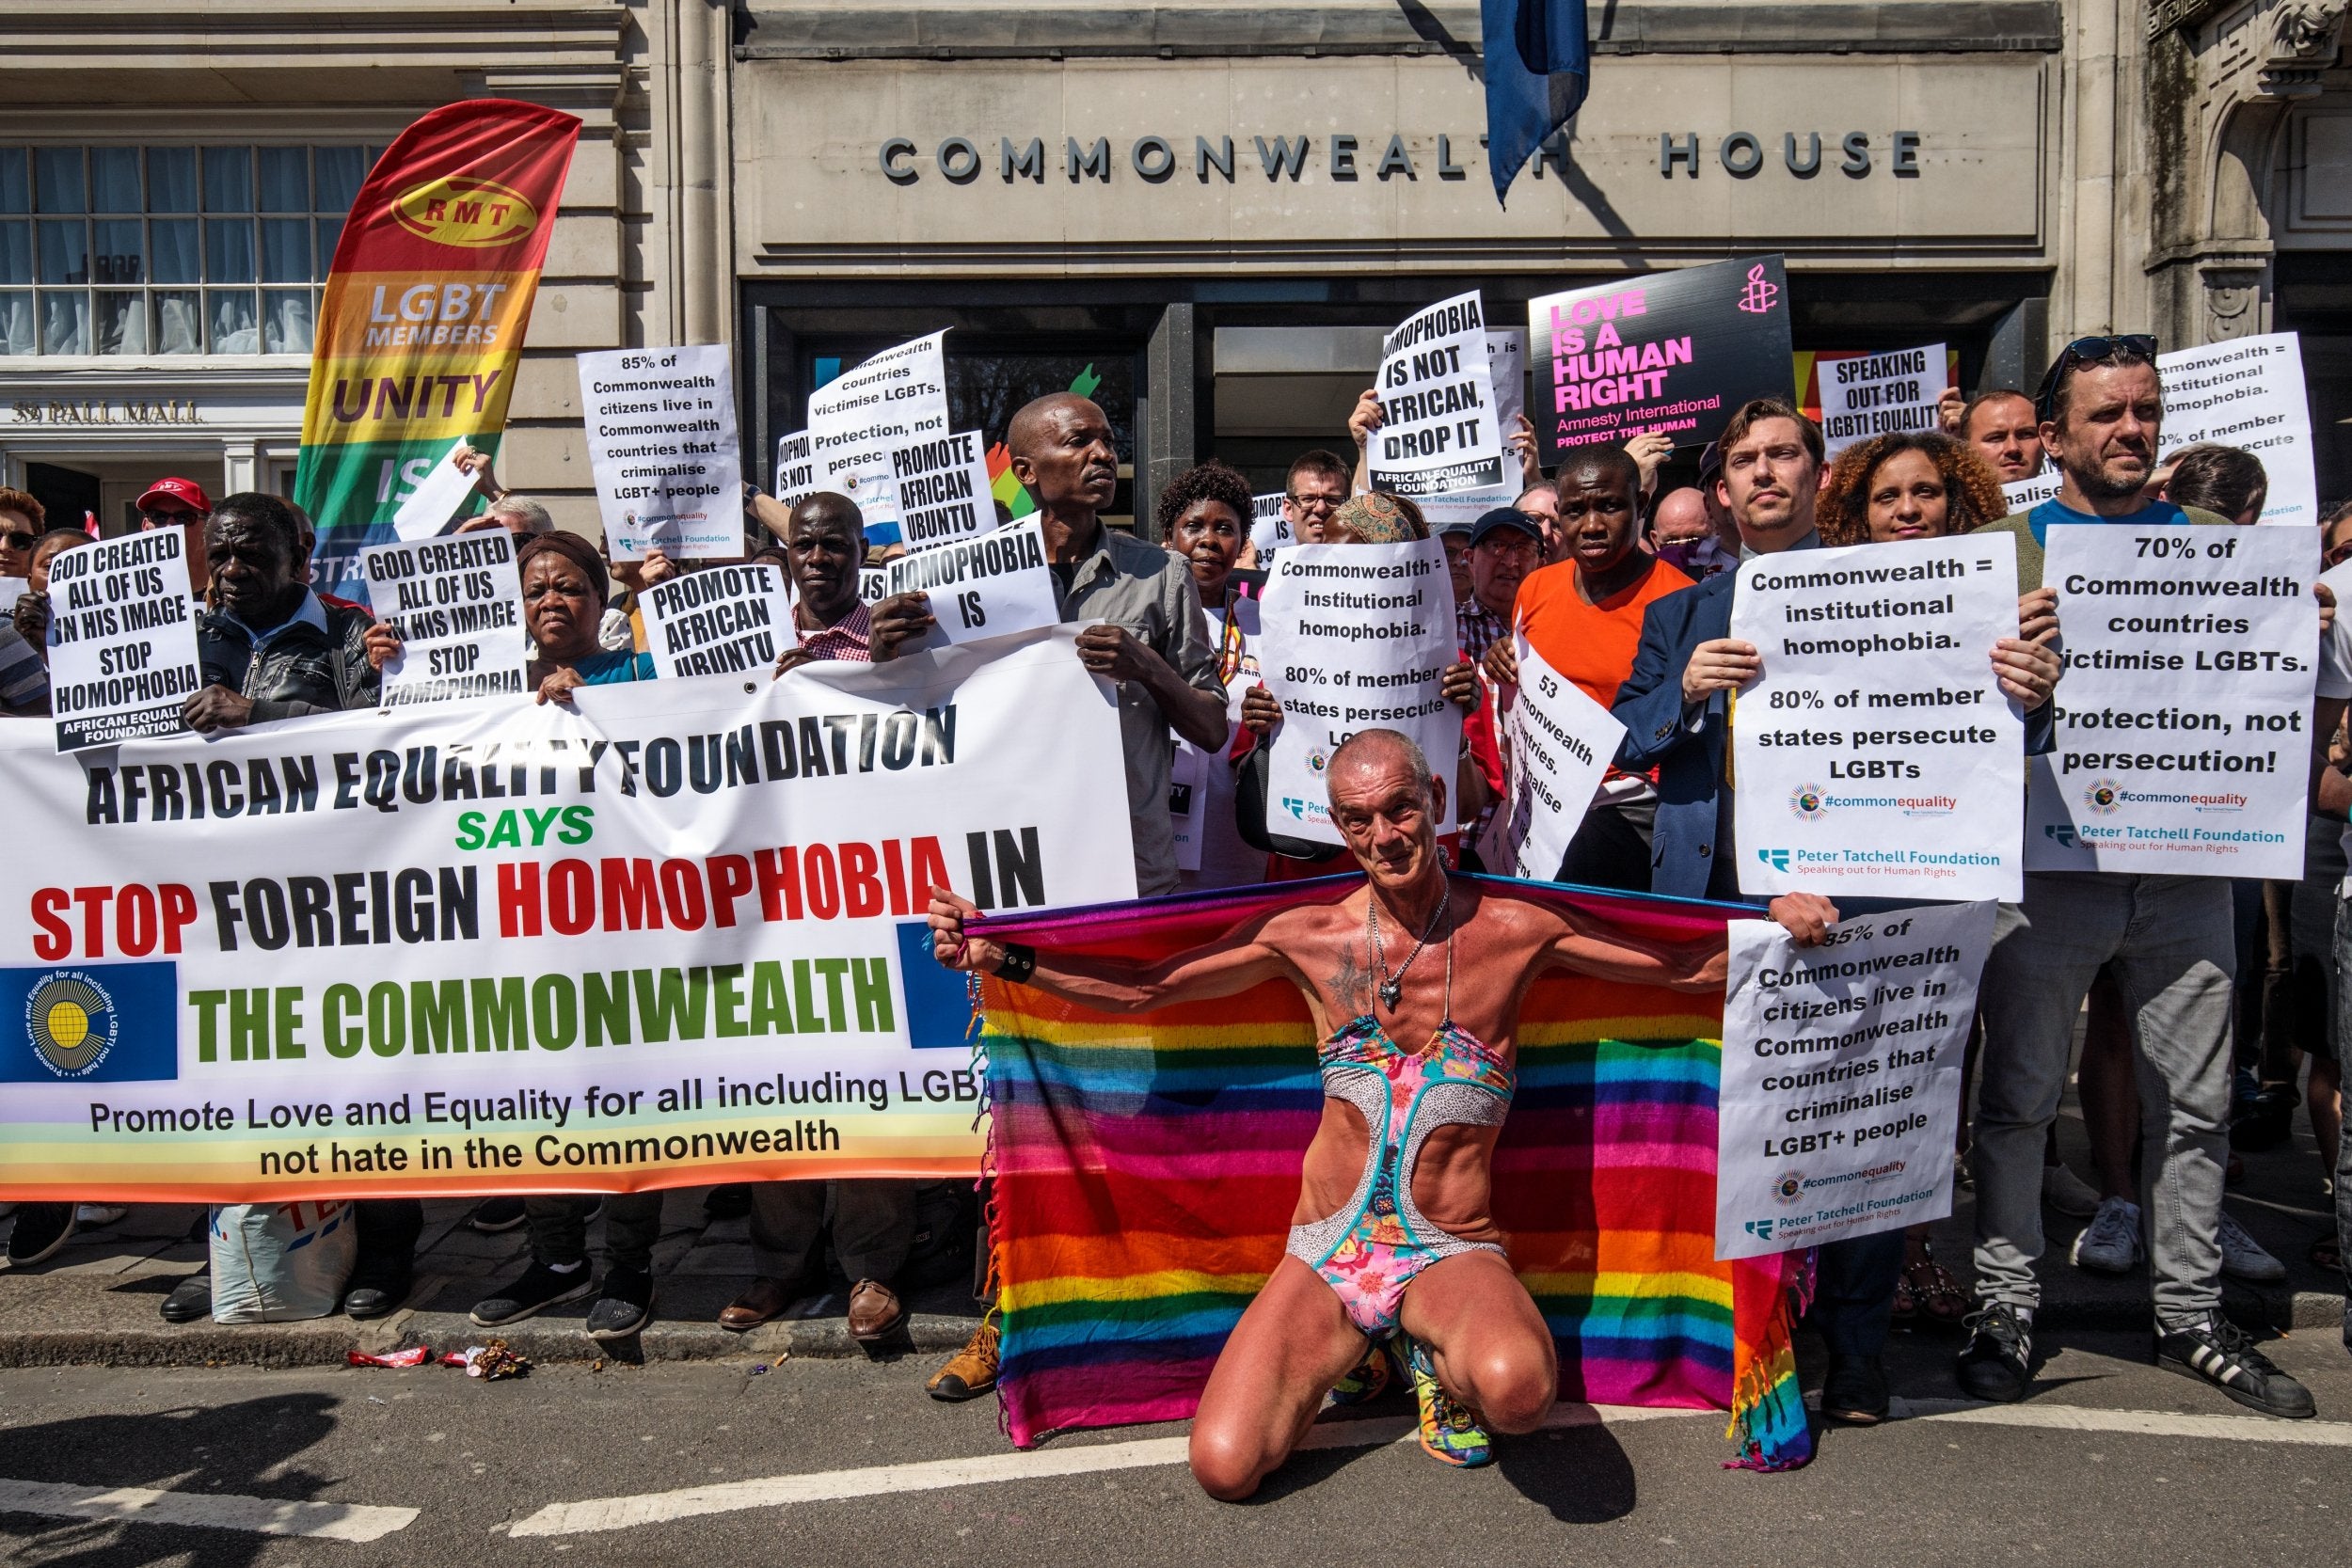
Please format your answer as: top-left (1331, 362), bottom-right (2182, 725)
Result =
top-left (2084, 777), bottom-right (2124, 815)
top-left (24, 971), bottom-right (118, 1079)
top-left (1788, 783), bottom-right (1828, 820)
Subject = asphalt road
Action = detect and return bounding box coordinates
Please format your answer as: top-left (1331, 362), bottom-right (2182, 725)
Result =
top-left (4, 1324), bottom-right (2350, 1567)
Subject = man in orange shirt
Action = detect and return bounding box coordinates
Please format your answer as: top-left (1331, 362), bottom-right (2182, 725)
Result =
top-left (1481, 444), bottom-right (1691, 891)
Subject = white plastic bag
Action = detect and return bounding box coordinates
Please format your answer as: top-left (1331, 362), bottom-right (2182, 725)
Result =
top-left (207, 1200), bottom-right (356, 1323)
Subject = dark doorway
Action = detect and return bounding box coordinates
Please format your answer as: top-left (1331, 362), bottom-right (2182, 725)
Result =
top-left (23, 461), bottom-right (99, 533)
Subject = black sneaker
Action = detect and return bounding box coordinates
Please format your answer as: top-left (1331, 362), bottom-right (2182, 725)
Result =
top-left (160, 1272), bottom-right (213, 1323)
top-left (1820, 1354), bottom-right (1890, 1424)
top-left (468, 1196), bottom-right (529, 1234)
top-left (5, 1203), bottom-right (74, 1266)
top-left (586, 1264), bottom-right (655, 1339)
top-left (1956, 1303), bottom-right (2034, 1402)
top-left (470, 1261), bottom-right (595, 1327)
top-left (2156, 1314), bottom-right (2315, 1419)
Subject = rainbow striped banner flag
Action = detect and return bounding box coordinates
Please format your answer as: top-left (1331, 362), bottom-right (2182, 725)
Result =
top-left (295, 100), bottom-right (580, 599)
top-left (977, 878), bottom-right (1814, 1471)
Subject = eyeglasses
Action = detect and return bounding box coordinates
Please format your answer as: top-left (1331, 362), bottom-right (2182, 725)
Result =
top-left (140, 506), bottom-right (199, 524)
top-left (2035, 334), bottom-right (2158, 420)
top-left (0, 531), bottom-right (35, 552)
top-left (1285, 492), bottom-right (1343, 511)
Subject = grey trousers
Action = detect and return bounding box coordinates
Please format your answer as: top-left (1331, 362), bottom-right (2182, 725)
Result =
top-left (2334, 898), bottom-right (2352, 1293)
top-left (525, 1192), bottom-right (666, 1275)
top-left (1973, 872), bottom-right (2233, 1324)
top-left (748, 1180), bottom-right (916, 1285)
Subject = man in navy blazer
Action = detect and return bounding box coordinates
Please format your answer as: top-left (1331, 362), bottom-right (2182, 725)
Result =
top-left (1610, 397), bottom-right (2060, 1426)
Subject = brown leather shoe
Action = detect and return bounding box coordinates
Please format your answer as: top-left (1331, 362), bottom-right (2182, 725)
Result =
top-left (925, 1313), bottom-right (999, 1401)
top-left (847, 1278), bottom-right (904, 1341)
top-left (718, 1276), bottom-right (794, 1332)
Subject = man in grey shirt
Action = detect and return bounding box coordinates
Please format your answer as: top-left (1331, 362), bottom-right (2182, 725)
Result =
top-left (1007, 392), bottom-right (1228, 895)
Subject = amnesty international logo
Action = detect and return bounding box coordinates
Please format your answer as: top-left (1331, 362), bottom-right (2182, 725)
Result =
top-left (25, 972), bottom-right (118, 1079)
top-left (1737, 262), bottom-right (1782, 315)
top-left (1788, 783), bottom-right (1828, 820)
top-left (2083, 778), bottom-right (2123, 816)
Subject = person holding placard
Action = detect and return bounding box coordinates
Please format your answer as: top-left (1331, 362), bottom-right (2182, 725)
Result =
top-left (1611, 402), bottom-right (2060, 1424)
top-left (1157, 462), bottom-right (1266, 891)
top-left (1480, 445), bottom-right (1693, 892)
top-left (1958, 338), bottom-right (2320, 1419)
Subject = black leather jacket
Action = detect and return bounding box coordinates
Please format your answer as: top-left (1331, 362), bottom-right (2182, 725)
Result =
top-left (195, 594), bottom-right (380, 722)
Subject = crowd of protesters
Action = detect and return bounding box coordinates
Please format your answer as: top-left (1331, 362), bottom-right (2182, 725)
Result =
top-left (4, 331), bottom-right (2351, 1451)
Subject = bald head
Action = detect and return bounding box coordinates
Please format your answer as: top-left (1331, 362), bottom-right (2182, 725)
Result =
top-left (1327, 729), bottom-right (1433, 804)
top-left (1007, 393), bottom-right (1119, 520)
top-left (1651, 486), bottom-right (1711, 546)
top-left (787, 490), bottom-right (863, 542)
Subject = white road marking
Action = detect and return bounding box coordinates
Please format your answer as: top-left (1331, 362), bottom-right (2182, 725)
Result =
top-left (1887, 1397), bottom-right (2352, 1446)
top-left (508, 1402), bottom-right (1709, 1538)
top-left (0, 1478), bottom-right (417, 1543)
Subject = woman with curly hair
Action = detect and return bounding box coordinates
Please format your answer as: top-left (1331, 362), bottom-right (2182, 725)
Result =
top-left (1819, 430), bottom-right (2009, 547)
top-left (1153, 460), bottom-right (1265, 889)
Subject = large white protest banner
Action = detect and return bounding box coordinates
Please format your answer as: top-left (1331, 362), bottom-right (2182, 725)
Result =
top-left (0, 626), bottom-right (1134, 1204)
top-left (389, 438), bottom-right (481, 541)
top-left (641, 563), bottom-right (796, 681)
top-left (2157, 333), bottom-right (2318, 524)
top-left (1732, 533), bottom-right (2025, 901)
top-left (1477, 636), bottom-right (1623, 879)
top-left (579, 345), bottom-right (742, 561)
top-left (46, 530), bottom-right (202, 753)
top-left (1818, 342), bottom-right (1946, 459)
top-left (887, 518), bottom-right (1059, 646)
top-left (808, 331), bottom-right (951, 545)
top-left (1258, 536), bottom-right (1458, 845)
top-left (358, 533), bottom-right (528, 706)
top-left (891, 431), bottom-right (998, 552)
top-left (1716, 900), bottom-right (1994, 1259)
top-left (1367, 293), bottom-right (1507, 502)
top-left (2026, 523), bottom-right (2319, 879)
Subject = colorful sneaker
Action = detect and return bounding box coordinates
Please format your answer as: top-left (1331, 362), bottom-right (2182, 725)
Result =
top-left (1401, 1335), bottom-right (1491, 1467)
top-left (1327, 1335), bottom-right (1395, 1407)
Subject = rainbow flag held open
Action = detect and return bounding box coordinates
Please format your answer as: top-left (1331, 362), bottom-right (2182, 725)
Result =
top-left (977, 877), bottom-right (1814, 1471)
top-left (295, 99), bottom-right (580, 599)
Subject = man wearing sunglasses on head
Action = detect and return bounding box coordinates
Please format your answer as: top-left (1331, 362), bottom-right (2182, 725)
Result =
top-left (1960, 334), bottom-right (2327, 1421)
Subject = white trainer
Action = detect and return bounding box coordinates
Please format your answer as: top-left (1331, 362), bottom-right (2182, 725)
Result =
top-left (2071, 1196), bottom-right (2144, 1275)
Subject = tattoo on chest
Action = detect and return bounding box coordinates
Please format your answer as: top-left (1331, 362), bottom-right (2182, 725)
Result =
top-left (1327, 944), bottom-right (1373, 1014)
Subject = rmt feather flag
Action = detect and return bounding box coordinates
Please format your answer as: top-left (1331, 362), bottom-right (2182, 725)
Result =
top-left (295, 101), bottom-right (580, 598)
top-left (1483, 0), bottom-right (1590, 206)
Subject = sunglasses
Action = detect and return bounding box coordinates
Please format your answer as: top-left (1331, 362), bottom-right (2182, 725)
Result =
top-left (2035, 334), bottom-right (2158, 420)
top-left (0, 531), bottom-right (34, 552)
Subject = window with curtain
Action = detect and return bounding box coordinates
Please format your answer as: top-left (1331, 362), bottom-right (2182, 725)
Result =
top-left (0, 143), bottom-right (376, 356)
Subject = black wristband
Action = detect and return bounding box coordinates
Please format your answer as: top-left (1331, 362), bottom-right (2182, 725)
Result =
top-left (995, 942), bottom-right (1037, 986)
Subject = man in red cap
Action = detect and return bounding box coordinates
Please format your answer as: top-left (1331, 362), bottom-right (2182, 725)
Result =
top-left (136, 477), bottom-right (212, 596)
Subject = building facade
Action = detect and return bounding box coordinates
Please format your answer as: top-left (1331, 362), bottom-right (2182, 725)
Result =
top-left (2, 1), bottom-right (2344, 539)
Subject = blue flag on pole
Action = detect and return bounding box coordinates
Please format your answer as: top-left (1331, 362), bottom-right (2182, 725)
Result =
top-left (1482, 0), bottom-right (1590, 205)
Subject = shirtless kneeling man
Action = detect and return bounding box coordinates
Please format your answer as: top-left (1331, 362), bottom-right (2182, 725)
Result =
top-left (929, 727), bottom-right (1728, 1500)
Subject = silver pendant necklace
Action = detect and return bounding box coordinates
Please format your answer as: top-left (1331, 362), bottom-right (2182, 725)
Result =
top-left (1366, 878), bottom-right (1451, 1013)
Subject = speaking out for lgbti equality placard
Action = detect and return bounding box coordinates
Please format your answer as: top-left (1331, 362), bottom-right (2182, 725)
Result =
top-left (47, 531), bottom-right (204, 753)
top-left (1716, 899), bottom-right (1993, 1259)
top-left (1528, 254), bottom-right (1792, 464)
top-left (579, 344), bottom-right (745, 561)
top-left (0, 627), bottom-right (1135, 1204)
top-left (1816, 342), bottom-right (1947, 460)
top-left (1732, 533), bottom-right (2026, 901)
top-left (1257, 537), bottom-right (1460, 846)
top-left (358, 531), bottom-right (528, 705)
top-left (295, 100), bottom-right (580, 600)
top-left (2026, 524), bottom-right (2320, 879)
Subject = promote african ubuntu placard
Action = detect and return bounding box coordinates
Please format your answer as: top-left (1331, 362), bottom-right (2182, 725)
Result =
top-left (294, 100), bottom-right (581, 599)
top-left (0, 627), bottom-right (1135, 1204)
